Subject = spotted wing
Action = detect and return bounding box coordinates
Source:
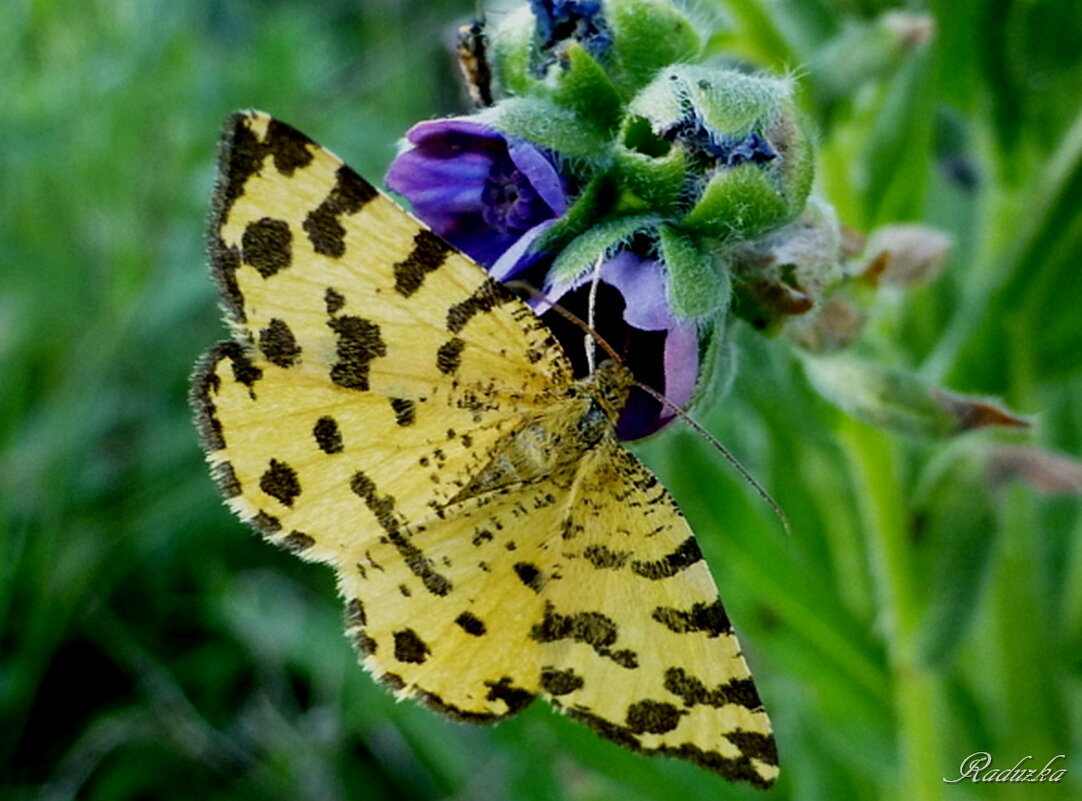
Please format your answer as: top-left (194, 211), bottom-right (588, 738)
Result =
top-left (334, 435), bottom-right (777, 785)
top-left (535, 442), bottom-right (779, 788)
top-left (192, 111), bottom-right (575, 565)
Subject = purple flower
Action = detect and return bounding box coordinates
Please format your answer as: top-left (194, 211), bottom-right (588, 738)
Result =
top-left (386, 117), bottom-right (698, 441)
top-left (541, 251), bottom-right (699, 440)
top-left (386, 119), bottom-right (566, 268)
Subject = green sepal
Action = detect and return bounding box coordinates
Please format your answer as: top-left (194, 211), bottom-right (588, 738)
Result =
top-left (548, 214), bottom-right (659, 286)
top-left (482, 96), bottom-right (610, 162)
top-left (658, 223), bottom-right (730, 319)
top-left (688, 311), bottom-right (735, 411)
top-left (606, 0), bottom-right (701, 95)
top-left (549, 41), bottom-right (624, 134)
top-left (680, 163), bottom-right (792, 240)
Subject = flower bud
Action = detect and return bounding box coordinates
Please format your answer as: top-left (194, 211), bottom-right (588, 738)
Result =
top-left (862, 224), bottom-right (952, 288)
top-left (802, 352), bottom-right (1030, 439)
top-left (618, 65), bottom-right (813, 242)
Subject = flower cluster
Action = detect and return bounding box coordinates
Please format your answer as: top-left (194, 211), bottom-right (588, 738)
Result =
top-left (385, 0), bottom-right (816, 439)
top-left (385, 0), bottom-right (979, 442)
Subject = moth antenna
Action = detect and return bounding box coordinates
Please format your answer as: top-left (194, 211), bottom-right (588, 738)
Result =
top-left (634, 380), bottom-right (791, 535)
top-left (505, 279), bottom-right (789, 533)
top-left (504, 280), bottom-right (623, 365)
top-left (586, 252), bottom-right (605, 375)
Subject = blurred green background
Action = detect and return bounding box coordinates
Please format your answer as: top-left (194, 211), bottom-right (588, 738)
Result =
top-left (3, 1), bottom-right (1080, 799)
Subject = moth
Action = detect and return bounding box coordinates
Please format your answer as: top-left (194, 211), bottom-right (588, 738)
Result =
top-left (191, 111), bottom-right (777, 787)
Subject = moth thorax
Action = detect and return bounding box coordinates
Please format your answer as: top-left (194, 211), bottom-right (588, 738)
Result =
top-left (587, 360), bottom-right (634, 421)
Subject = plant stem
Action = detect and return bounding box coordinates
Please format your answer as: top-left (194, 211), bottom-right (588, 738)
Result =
top-left (841, 417), bottom-right (945, 801)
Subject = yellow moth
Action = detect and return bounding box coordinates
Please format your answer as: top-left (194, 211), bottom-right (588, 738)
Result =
top-left (191, 111), bottom-right (777, 787)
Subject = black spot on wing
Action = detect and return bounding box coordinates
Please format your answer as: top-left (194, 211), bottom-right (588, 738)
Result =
top-left (215, 114), bottom-right (314, 218)
top-left (351, 630), bottom-right (377, 656)
top-left (664, 667), bottom-right (762, 710)
top-left (531, 604), bottom-right (615, 648)
top-left (661, 739), bottom-right (777, 788)
top-left (484, 677), bottom-right (535, 714)
top-left (216, 114), bottom-right (268, 213)
top-left (513, 562), bottom-right (544, 593)
top-left (454, 611), bottom-right (486, 636)
top-left (414, 689), bottom-right (502, 723)
top-left (313, 416), bottom-right (344, 454)
top-left (561, 709), bottom-right (776, 788)
top-left (214, 341), bottom-right (263, 392)
top-left (390, 398), bottom-right (416, 427)
top-left (436, 337), bottom-right (465, 375)
top-left (394, 230), bottom-right (455, 297)
top-left (282, 530), bottom-right (315, 553)
top-left (303, 166), bottom-right (379, 257)
top-left (562, 707), bottom-right (641, 750)
top-left (212, 461), bottom-right (241, 498)
top-left (260, 459), bottom-right (301, 507)
top-left (345, 598), bottom-right (367, 627)
top-left (540, 668), bottom-right (584, 696)
top-left (327, 315), bottom-right (386, 390)
top-left (652, 599), bottom-right (732, 637)
top-left (583, 544), bottom-right (630, 569)
top-left (325, 287), bottom-right (345, 314)
top-left (631, 536), bottom-right (703, 579)
top-left (393, 628), bottom-right (430, 664)
top-left (349, 470), bottom-right (451, 596)
top-left (531, 604), bottom-right (638, 668)
top-left (379, 672), bottom-right (404, 691)
top-left (259, 318), bottom-right (301, 367)
top-left (725, 730), bottom-right (779, 767)
top-left (242, 217), bottom-right (292, 278)
top-left (625, 700), bottom-right (685, 735)
top-left (446, 277), bottom-right (514, 333)
top-left (248, 510), bottom-right (282, 535)
top-left (209, 114), bottom-right (315, 323)
top-left (190, 345), bottom-right (230, 451)
top-left (261, 117), bottom-right (317, 175)
top-left (471, 528), bottom-right (494, 546)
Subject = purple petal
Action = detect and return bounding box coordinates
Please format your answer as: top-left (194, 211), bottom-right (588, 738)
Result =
top-left (490, 219), bottom-right (558, 281)
top-left (507, 139), bottom-right (567, 216)
top-left (597, 253), bottom-right (674, 331)
top-left (403, 118), bottom-right (506, 148)
top-left (661, 320), bottom-right (698, 409)
top-left (386, 116), bottom-right (566, 271)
